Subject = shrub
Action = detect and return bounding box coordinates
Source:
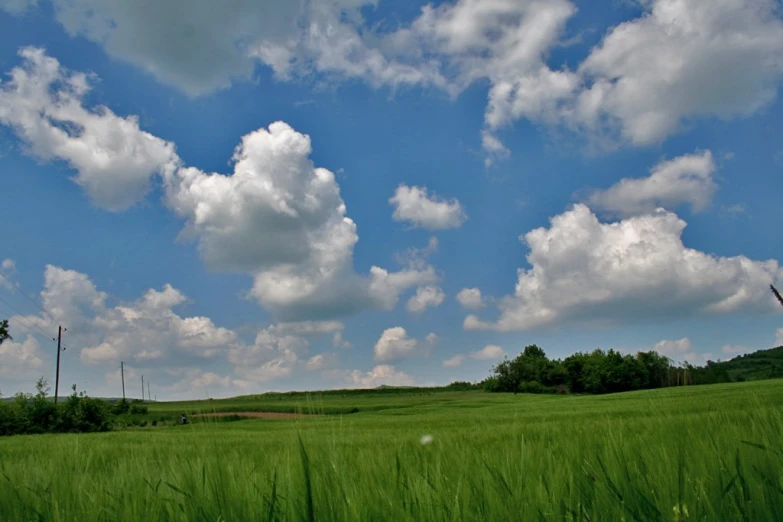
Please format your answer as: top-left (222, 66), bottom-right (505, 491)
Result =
top-left (517, 381), bottom-right (553, 394)
top-left (129, 401), bottom-right (148, 415)
top-left (0, 380), bottom-right (113, 436)
top-left (112, 399), bottom-right (130, 415)
top-left (481, 377), bottom-right (500, 392)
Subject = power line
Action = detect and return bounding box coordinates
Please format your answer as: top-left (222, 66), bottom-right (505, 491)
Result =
top-left (0, 297), bottom-right (54, 341)
top-left (0, 268), bottom-right (53, 323)
top-left (3, 315), bottom-right (53, 345)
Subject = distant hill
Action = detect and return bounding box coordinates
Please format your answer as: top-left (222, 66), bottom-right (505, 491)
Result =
top-left (709, 346), bottom-right (783, 381)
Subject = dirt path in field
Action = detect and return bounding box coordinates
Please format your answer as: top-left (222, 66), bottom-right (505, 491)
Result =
top-left (192, 411), bottom-right (316, 420)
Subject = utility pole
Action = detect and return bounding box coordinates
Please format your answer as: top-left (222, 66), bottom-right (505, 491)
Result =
top-left (141, 375), bottom-right (144, 402)
top-left (120, 361), bottom-right (126, 400)
top-left (772, 284), bottom-right (783, 309)
top-left (54, 326), bottom-right (66, 405)
top-left (147, 381), bottom-right (151, 402)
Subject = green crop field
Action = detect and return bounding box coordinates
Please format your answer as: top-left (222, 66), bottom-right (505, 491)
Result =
top-left (1, 380), bottom-right (782, 521)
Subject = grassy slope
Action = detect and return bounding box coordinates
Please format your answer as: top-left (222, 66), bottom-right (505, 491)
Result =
top-left (1, 380), bottom-right (782, 521)
top-left (148, 388), bottom-right (481, 418)
top-left (713, 346), bottom-right (783, 380)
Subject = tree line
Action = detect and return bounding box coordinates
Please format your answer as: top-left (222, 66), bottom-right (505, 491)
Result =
top-left (484, 344), bottom-right (737, 394)
top-left (0, 377), bottom-right (150, 436)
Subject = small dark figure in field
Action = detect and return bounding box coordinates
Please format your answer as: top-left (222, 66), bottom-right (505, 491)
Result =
top-left (180, 414), bottom-right (188, 425)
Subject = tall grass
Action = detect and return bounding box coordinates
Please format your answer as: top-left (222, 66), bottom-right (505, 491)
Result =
top-left (1, 380), bottom-right (781, 521)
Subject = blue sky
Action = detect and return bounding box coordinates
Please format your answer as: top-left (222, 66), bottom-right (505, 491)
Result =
top-left (1, 0), bottom-right (782, 400)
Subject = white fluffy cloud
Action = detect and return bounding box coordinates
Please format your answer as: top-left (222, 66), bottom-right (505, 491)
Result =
top-left (465, 204), bottom-right (783, 331)
top-left (167, 122), bottom-right (438, 321)
top-left (3, 262), bottom-right (412, 397)
top-left (479, 0), bottom-right (783, 152)
top-left (288, 0), bottom-right (783, 158)
top-left (332, 331), bottom-right (353, 349)
top-left (227, 326), bottom-right (309, 381)
top-left (652, 338), bottom-right (711, 365)
top-left (80, 342), bottom-right (119, 365)
top-left (0, 258), bottom-right (17, 290)
top-left (571, 0), bottom-right (783, 146)
top-left (470, 344), bottom-right (505, 360)
top-left (390, 185), bottom-right (467, 230)
top-left (271, 321), bottom-right (344, 336)
top-left (8, 265), bottom-right (236, 369)
top-left (306, 354), bottom-right (327, 371)
top-left (373, 326), bottom-right (437, 362)
top-left (10, 0), bottom-right (781, 161)
top-left (424, 0), bottom-right (578, 160)
top-left (442, 344), bottom-right (504, 367)
top-left (373, 327), bottom-right (418, 362)
top-left (327, 364), bottom-right (416, 388)
top-left (442, 354), bottom-right (465, 368)
top-left (456, 287), bottom-right (485, 310)
top-left (51, 0), bottom-right (308, 97)
top-left (88, 283), bottom-right (236, 363)
top-left (587, 151), bottom-right (717, 217)
top-left (406, 285), bottom-right (446, 314)
top-left (721, 344), bottom-right (749, 356)
top-left (0, 50), bottom-right (437, 321)
top-left (163, 368), bottom-right (252, 401)
top-left (0, 0), bottom-right (37, 15)
top-left (0, 336), bottom-right (44, 378)
top-left (0, 48), bottom-right (179, 211)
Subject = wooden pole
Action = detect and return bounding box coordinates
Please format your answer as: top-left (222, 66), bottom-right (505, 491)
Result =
top-left (54, 326), bottom-right (65, 405)
top-left (120, 361), bottom-right (126, 400)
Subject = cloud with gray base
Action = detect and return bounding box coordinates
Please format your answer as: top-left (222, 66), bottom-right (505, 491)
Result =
top-left (465, 204), bottom-right (783, 332)
top-left (373, 326), bottom-right (438, 362)
top-left (0, 48), bottom-right (439, 321)
top-left (390, 185), bottom-right (467, 230)
top-left (13, 0), bottom-right (781, 161)
top-left (586, 151), bottom-right (717, 218)
top-left (0, 48), bottom-right (179, 211)
top-left (441, 344), bottom-right (505, 368)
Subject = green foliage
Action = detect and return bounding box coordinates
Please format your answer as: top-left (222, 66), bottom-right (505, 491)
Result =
top-left (0, 381), bottom-right (782, 520)
top-left (112, 398), bottom-right (130, 415)
top-left (489, 344), bottom-right (777, 395)
top-left (697, 346), bottom-right (783, 382)
top-left (129, 401), bottom-right (148, 415)
top-left (57, 385), bottom-right (113, 433)
top-left (444, 381), bottom-right (481, 391)
top-left (0, 379), bottom-right (113, 436)
top-left (0, 319), bottom-right (10, 346)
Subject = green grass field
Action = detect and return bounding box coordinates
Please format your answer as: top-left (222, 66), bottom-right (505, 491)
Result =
top-left (1, 380), bottom-right (782, 521)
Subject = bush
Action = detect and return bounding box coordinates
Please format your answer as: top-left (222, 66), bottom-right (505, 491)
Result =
top-left (517, 381), bottom-right (554, 394)
top-left (481, 377), bottom-right (500, 392)
top-left (129, 401), bottom-right (148, 415)
top-left (58, 388), bottom-right (113, 433)
top-left (112, 398), bottom-right (130, 415)
top-left (0, 379), bottom-right (113, 436)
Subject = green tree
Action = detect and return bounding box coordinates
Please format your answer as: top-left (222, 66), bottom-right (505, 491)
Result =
top-left (0, 319), bottom-right (11, 346)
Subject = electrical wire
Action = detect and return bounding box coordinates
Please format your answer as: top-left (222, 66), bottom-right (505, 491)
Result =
top-left (0, 295), bottom-right (54, 341)
top-left (2, 314), bottom-right (54, 346)
top-left (0, 268), bottom-right (54, 323)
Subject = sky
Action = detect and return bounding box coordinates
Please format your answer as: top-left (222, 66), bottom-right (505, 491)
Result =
top-left (0, 0), bottom-right (782, 400)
